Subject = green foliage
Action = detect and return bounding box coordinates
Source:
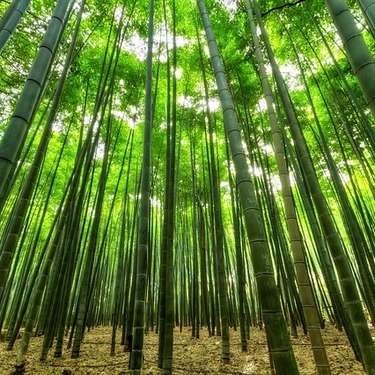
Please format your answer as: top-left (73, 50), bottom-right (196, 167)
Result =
top-left (1, 0), bottom-right (375, 372)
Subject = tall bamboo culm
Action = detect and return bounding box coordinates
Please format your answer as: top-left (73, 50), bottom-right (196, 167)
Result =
top-left (197, 0), bottom-right (299, 373)
top-left (129, 0), bottom-right (155, 373)
top-left (324, 0), bottom-right (375, 117)
top-left (244, 1), bottom-right (331, 373)
top-left (253, 0), bottom-right (375, 372)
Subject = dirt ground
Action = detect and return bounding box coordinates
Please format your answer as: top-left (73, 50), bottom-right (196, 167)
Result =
top-left (0, 325), bottom-right (367, 374)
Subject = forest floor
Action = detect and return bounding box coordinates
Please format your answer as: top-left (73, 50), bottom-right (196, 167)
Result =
top-left (0, 324), bottom-right (367, 374)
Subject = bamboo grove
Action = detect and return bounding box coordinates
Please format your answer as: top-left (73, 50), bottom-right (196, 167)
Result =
top-left (1, 0), bottom-right (375, 374)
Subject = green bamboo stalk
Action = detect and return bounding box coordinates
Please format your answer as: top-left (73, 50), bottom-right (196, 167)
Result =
top-left (71, 121), bottom-right (110, 358)
top-left (0, 0), bottom-right (31, 54)
top-left (111, 130), bottom-right (134, 355)
top-left (196, 21), bottom-right (230, 362)
top-left (158, 0), bottom-right (178, 370)
top-left (253, 0), bottom-right (375, 371)
top-left (244, 6), bottom-right (329, 370)
top-left (0, 0), bottom-right (72, 199)
top-left (197, 0), bottom-right (299, 372)
top-left (306, 11), bottom-right (375, 156)
top-left (0, 0), bottom-right (20, 32)
top-left (356, 0), bottom-right (375, 37)
top-left (324, 0), bottom-right (375, 117)
top-left (0, 0), bottom-right (83, 309)
top-left (129, 0), bottom-right (154, 372)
